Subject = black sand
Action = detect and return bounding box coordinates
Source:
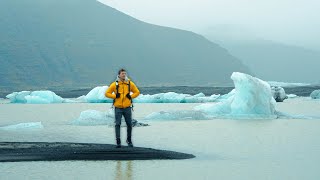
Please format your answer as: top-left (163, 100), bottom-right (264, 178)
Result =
top-left (0, 142), bottom-right (195, 162)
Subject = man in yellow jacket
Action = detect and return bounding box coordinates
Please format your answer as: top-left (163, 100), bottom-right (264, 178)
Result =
top-left (105, 68), bottom-right (140, 148)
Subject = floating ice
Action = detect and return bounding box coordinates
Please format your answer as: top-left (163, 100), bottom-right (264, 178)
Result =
top-left (287, 94), bottom-right (298, 98)
top-left (71, 109), bottom-right (114, 126)
top-left (310, 90), bottom-right (320, 99)
top-left (144, 110), bottom-right (210, 120)
top-left (271, 86), bottom-right (288, 102)
top-left (6, 91), bottom-right (64, 104)
top-left (194, 72), bottom-right (277, 119)
top-left (134, 92), bottom-right (220, 103)
top-left (71, 109), bottom-right (148, 126)
top-left (268, 81), bottom-right (311, 87)
top-left (0, 122), bottom-right (44, 130)
top-left (84, 86), bottom-right (113, 103)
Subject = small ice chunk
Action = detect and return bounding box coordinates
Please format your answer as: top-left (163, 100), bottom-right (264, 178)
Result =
top-left (271, 86), bottom-right (288, 102)
top-left (310, 90), bottom-right (320, 99)
top-left (287, 94), bottom-right (298, 98)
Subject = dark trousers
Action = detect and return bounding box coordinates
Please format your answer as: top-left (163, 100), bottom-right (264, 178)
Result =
top-left (114, 107), bottom-right (132, 140)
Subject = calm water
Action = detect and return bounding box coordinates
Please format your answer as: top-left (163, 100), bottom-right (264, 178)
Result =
top-left (1, 85), bottom-right (319, 98)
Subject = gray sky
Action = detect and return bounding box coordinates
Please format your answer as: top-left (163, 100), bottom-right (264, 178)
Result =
top-left (98, 0), bottom-right (320, 50)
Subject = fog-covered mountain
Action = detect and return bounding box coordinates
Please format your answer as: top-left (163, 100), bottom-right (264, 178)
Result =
top-left (0, 0), bottom-right (251, 91)
top-left (202, 27), bottom-right (320, 84)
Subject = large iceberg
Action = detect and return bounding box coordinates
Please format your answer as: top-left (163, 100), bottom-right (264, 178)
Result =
top-left (6, 90), bottom-right (64, 104)
top-left (71, 109), bottom-right (148, 126)
top-left (310, 90), bottom-right (320, 99)
top-left (194, 72), bottom-right (277, 119)
top-left (0, 122), bottom-right (44, 130)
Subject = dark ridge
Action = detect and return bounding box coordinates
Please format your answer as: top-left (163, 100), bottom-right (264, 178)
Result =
top-left (0, 142), bottom-right (195, 162)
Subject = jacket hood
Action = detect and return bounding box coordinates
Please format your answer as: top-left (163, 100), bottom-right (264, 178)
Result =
top-left (116, 75), bottom-right (130, 83)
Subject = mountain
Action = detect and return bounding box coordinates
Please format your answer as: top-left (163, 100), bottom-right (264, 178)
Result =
top-left (0, 0), bottom-right (251, 91)
top-left (202, 26), bottom-right (320, 84)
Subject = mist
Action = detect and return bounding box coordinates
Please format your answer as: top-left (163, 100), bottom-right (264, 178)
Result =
top-left (99, 0), bottom-right (320, 50)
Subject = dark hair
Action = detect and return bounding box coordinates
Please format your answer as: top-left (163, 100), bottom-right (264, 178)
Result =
top-left (118, 68), bottom-right (126, 75)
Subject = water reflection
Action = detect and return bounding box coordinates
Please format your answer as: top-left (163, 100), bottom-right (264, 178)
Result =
top-left (115, 161), bottom-right (133, 180)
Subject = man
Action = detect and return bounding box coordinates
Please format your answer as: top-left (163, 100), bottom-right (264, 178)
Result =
top-left (105, 69), bottom-right (140, 148)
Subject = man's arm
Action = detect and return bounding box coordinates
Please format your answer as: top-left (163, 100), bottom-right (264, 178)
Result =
top-left (105, 82), bottom-right (116, 99)
top-left (130, 81), bottom-right (140, 99)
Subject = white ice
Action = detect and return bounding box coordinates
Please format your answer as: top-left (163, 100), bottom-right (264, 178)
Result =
top-left (71, 109), bottom-right (115, 126)
top-left (83, 86), bottom-right (113, 103)
top-left (134, 92), bottom-right (220, 103)
top-left (0, 122), bottom-right (43, 130)
top-left (267, 81), bottom-right (311, 87)
top-left (6, 90), bottom-right (65, 104)
top-left (194, 72), bottom-right (277, 119)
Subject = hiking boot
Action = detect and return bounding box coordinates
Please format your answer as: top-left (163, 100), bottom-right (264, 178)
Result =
top-left (126, 137), bottom-right (133, 147)
top-left (116, 138), bottom-right (121, 148)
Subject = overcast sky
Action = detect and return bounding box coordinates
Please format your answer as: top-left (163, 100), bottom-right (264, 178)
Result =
top-left (99, 0), bottom-right (320, 50)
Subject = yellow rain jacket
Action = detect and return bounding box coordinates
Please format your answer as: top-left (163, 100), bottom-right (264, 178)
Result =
top-left (105, 76), bottom-right (140, 108)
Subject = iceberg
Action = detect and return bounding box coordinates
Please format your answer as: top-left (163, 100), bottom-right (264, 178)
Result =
top-left (84, 86), bottom-right (113, 103)
top-left (0, 122), bottom-right (44, 130)
top-left (71, 109), bottom-right (148, 126)
top-left (6, 90), bottom-right (64, 104)
top-left (194, 72), bottom-right (277, 119)
top-left (271, 86), bottom-right (288, 102)
top-left (310, 90), bottom-right (320, 99)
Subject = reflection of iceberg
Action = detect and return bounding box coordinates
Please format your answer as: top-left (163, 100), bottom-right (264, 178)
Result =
top-left (144, 110), bottom-right (210, 120)
top-left (194, 72), bottom-right (277, 119)
top-left (0, 122), bottom-right (43, 130)
top-left (6, 91), bottom-right (64, 104)
top-left (71, 109), bottom-right (148, 126)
